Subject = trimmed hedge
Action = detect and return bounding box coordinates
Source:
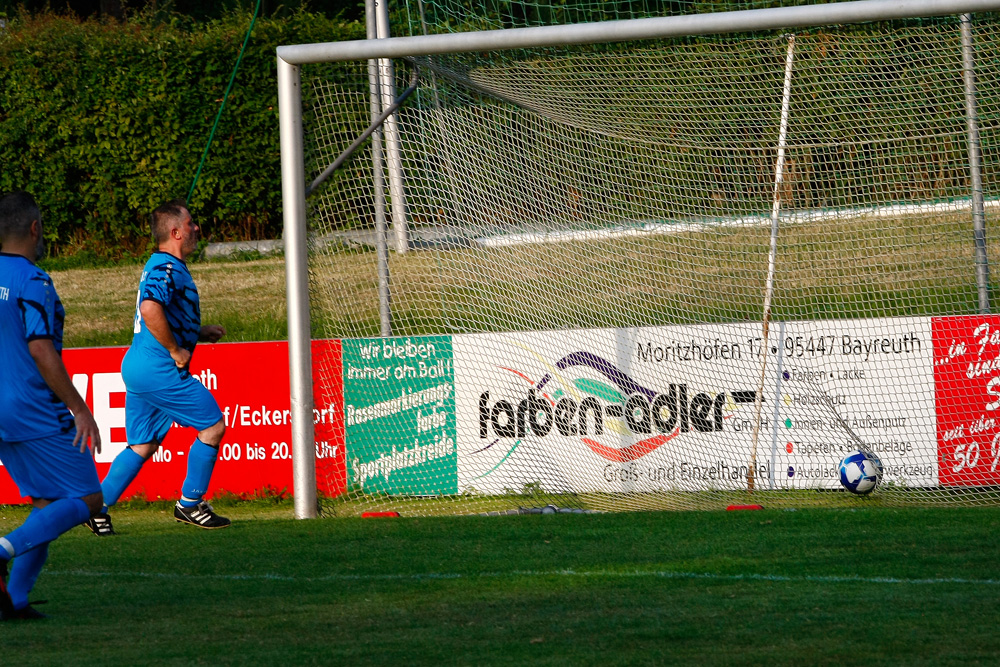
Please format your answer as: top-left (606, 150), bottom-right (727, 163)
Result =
top-left (0, 11), bottom-right (365, 259)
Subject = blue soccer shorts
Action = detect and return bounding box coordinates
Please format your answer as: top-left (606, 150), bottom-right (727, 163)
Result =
top-left (0, 432), bottom-right (102, 500)
top-left (124, 368), bottom-right (223, 446)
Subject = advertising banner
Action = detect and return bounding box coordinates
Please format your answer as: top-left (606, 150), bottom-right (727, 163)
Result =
top-left (454, 318), bottom-right (937, 494)
top-left (774, 318), bottom-right (936, 488)
top-left (455, 325), bottom-right (769, 494)
top-left (933, 314), bottom-right (1000, 487)
top-left (313, 339), bottom-right (346, 498)
top-left (342, 336), bottom-right (456, 496)
top-left (6, 313), bottom-right (996, 505)
top-left (0, 340), bottom-right (344, 504)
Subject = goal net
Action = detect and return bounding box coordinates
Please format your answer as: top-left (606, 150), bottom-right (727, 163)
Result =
top-left (284, 2), bottom-right (1000, 515)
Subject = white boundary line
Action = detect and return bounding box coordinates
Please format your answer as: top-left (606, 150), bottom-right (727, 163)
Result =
top-left (45, 568), bottom-right (1000, 586)
top-left (474, 198), bottom-right (1000, 248)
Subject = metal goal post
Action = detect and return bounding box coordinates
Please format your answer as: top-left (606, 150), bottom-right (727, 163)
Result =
top-left (277, 0), bottom-right (1000, 519)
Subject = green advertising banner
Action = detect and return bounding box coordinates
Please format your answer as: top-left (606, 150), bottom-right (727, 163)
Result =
top-left (342, 336), bottom-right (456, 495)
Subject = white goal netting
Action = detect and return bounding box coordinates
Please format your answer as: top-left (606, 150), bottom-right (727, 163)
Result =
top-left (299, 12), bottom-right (1000, 515)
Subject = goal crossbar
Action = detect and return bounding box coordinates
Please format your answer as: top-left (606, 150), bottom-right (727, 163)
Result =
top-left (277, 0), bottom-right (1000, 65)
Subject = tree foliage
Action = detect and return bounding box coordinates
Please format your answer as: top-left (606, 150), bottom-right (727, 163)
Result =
top-left (0, 10), bottom-right (365, 258)
top-left (0, 0), bottom-right (366, 23)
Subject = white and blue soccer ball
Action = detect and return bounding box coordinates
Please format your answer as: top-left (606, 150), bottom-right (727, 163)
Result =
top-left (838, 449), bottom-right (883, 495)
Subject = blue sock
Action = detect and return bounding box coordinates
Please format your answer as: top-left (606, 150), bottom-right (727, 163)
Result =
top-left (101, 447), bottom-right (146, 509)
top-left (2, 498), bottom-right (90, 555)
top-left (8, 510), bottom-right (47, 610)
top-left (179, 439), bottom-right (218, 507)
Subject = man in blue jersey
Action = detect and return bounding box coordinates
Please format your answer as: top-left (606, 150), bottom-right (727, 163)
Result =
top-left (0, 191), bottom-right (104, 620)
top-left (87, 199), bottom-right (229, 536)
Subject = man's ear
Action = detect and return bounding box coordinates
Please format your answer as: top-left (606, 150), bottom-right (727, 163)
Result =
top-left (30, 218), bottom-right (41, 240)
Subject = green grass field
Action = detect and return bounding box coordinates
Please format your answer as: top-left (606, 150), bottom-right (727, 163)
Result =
top-left (22, 216), bottom-right (1000, 662)
top-left (3, 503), bottom-right (1000, 665)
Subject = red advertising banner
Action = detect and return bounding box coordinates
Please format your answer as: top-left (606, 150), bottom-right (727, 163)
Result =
top-left (313, 339), bottom-right (346, 497)
top-left (933, 314), bottom-right (1000, 487)
top-left (0, 340), bottom-right (344, 504)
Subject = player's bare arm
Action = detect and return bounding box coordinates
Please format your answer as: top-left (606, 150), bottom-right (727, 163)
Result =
top-left (27, 338), bottom-right (101, 454)
top-left (139, 299), bottom-right (191, 370)
top-left (199, 325), bottom-right (226, 343)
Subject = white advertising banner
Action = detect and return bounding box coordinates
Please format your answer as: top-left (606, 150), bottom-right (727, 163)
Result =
top-left (453, 317), bottom-right (936, 495)
top-left (774, 317), bottom-right (936, 488)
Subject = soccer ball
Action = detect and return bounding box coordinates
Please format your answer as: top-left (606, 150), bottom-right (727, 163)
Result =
top-left (838, 449), bottom-right (883, 495)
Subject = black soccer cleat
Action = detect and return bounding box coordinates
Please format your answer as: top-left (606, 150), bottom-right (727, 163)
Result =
top-left (84, 512), bottom-right (116, 536)
top-left (173, 500), bottom-right (231, 529)
top-left (4, 602), bottom-right (48, 621)
top-left (0, 559), bottom-right (14, 620)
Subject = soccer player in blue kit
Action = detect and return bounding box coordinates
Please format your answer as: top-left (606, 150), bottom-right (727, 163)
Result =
top-left (87, 199), bottom-right (230, 535)
top-left (0, 191), bottom-right (104, 620)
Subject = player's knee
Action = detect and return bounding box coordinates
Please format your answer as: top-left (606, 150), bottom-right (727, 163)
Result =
top-left (82, 491), bottom-right (104, 516)
top-left (130, 442), bottom-right (160, 460)
top-left (199, 419), bottom-right (226, 447)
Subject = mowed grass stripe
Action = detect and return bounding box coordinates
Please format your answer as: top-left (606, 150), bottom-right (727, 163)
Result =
top-left (2, 505), bottom-right (1000, 665)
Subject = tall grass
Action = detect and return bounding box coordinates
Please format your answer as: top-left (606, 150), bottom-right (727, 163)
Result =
top-left (51, 257), bottom-right (289, 348)
top-left (53, 210), bottom-right (994, 348)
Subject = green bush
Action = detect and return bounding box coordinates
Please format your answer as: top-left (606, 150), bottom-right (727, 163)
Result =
top-left (0, 10), bottom-right (365, 259)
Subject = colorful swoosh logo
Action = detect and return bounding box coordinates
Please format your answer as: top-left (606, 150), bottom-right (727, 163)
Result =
top-left (551, 351), bottom-right (674, 461)
top-left (582, 429), bottom-right (680, 462)
top-left (494, 350), bottom-right (683, 463)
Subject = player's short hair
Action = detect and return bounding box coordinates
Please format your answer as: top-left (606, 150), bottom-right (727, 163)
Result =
top-left (0, 191), bottom-right (40, 243)
top-left (150, 198), bottom-right (189, 244)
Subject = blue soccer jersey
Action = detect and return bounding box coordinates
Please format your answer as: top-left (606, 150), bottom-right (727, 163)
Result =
top-left (121, 251), bottom-right (221, 445)
top-left (128, 251), bottom-right (201, 364)
top-left (0, 252), bottom-right (74, 441)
